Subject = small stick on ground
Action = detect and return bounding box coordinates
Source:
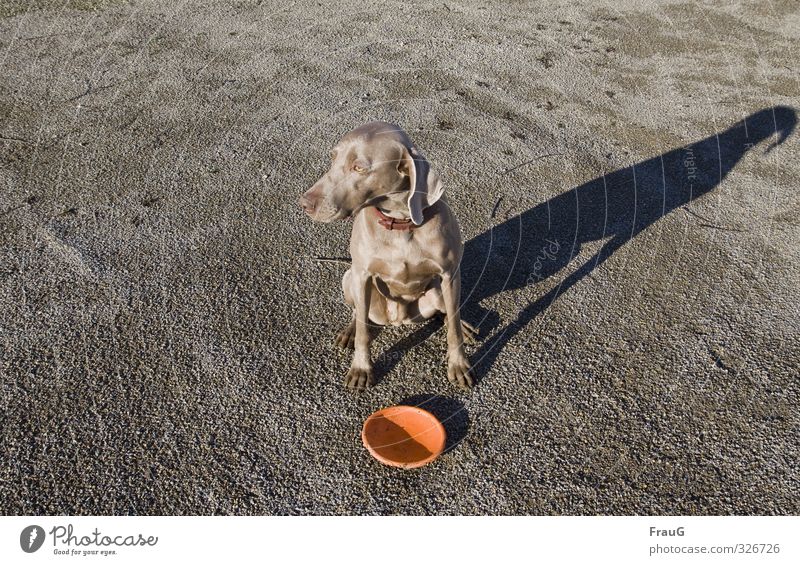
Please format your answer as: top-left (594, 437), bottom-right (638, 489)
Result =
top-left (503, 152), bottom-right (564, 174)
top-left (490, 197), bottom-right (503, 219)
top-left (683, 207), bottom-right (748, 232)
top-left (0, 134), bottom-right (32, 144)
top-left (311, 256), bottom-right (352, 265)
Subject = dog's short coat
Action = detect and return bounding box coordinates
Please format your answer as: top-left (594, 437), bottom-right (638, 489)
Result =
top-left (300, 122), bottom-right (475, 390)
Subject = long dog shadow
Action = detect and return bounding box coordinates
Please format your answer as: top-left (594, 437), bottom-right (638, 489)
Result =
top-left (459, 106), bottom-right (796, 379)
top-left (377, 106), bottom-right (796, 382)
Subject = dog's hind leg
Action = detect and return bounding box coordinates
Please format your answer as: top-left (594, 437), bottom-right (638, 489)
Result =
top-left (335, 314), bottom-right (356, 349)
top-left (416, 279), bottom-right (444, 319)
top-left (457, 318), bottom-right (479, 343)
top-left (417, 281), bottom-right (479, 342)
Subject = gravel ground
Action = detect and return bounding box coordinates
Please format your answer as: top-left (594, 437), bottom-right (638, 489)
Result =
top-left (0, 0), bottom-right (798, 515)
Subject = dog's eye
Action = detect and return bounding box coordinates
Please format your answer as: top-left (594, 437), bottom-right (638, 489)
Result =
top-left (353, 164), bottom-right (367, 173)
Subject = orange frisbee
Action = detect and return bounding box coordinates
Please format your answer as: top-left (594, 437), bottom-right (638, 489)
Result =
top-left (362, 405), bottom-right (446, 469)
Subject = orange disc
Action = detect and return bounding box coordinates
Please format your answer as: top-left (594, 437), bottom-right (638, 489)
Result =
top-left (362, 405), bottom-right (446, 469)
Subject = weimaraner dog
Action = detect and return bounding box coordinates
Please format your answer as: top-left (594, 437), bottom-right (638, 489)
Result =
top-left (299, 122), bottom-right (476, 390)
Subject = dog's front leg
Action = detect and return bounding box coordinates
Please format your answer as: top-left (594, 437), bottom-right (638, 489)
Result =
top-left (441, 272), bottom-right (475, 390)
top-left (345, 269), bottom-right (375, 390)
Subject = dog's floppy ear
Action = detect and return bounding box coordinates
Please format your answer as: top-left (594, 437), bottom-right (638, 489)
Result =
top-left (400, 145), bottom-right (444, 225)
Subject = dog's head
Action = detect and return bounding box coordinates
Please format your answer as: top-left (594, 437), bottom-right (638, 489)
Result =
top-left (299, 122), bottom-right (444, 224)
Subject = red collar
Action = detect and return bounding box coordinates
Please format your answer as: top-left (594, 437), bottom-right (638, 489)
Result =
top-left (374, 207), bottom-right (418, 231)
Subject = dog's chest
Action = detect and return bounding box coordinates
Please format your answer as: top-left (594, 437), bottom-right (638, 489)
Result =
top-left (367, 242), bottom-right (440, 299)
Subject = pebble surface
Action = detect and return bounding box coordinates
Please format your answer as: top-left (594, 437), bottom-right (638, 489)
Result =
top-left (0, 0), bottom-right (797, 514)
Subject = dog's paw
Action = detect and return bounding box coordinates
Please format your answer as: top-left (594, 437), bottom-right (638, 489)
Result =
top-left (447, 357), bottom-right (475, 390)
top-left (345, 366), bottom-right (375, 390)
top-left (335, 321), bottom-right (356, 349)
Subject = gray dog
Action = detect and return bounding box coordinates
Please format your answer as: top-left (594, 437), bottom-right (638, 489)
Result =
top-left (300, 122), bottom-right (476, 390)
